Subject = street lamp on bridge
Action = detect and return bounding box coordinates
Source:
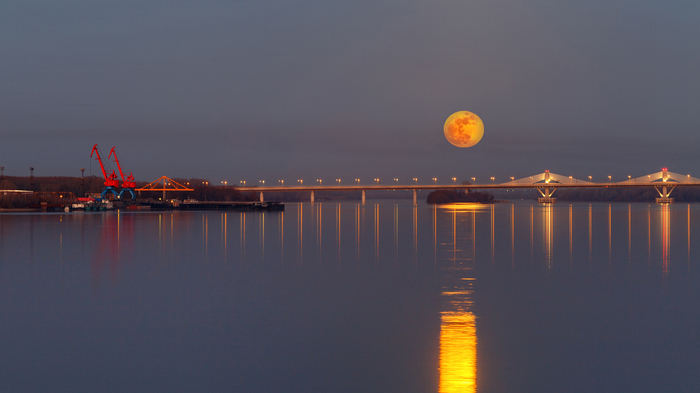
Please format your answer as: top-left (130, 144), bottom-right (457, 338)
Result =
top-left (452, 177), bottom-right (457, 183)
top-left (413, 178), bottom-right (418, 183)
top-left (374, 178), bottom-right (380, 185)
top-left (336, 179), bottom-right (341, 184)
top-left (432, 177), bottom-right (437, 184)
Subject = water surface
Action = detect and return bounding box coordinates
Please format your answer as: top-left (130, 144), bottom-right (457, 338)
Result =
top-left (1, 201), bottom-right (698, 392)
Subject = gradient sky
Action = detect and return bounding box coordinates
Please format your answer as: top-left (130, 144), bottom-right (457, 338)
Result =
top-left (2, 1), bottom-right (699, 184)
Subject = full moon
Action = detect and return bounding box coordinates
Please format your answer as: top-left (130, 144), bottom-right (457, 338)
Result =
top-left (443, 111), bottom-right (484, 148)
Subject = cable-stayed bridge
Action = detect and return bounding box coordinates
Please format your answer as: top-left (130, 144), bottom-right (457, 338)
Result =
top-left (242, 168), bottom-right (700, 204)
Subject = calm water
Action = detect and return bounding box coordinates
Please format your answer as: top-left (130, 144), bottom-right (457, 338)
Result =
top-left (1, 201), bottom-right (699, 392)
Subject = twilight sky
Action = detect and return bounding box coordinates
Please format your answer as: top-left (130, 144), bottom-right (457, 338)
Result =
top-left (2, 0), bottom-right (699, 185)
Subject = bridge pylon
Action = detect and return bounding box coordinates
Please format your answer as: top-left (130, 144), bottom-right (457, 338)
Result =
top-left (536, 170), bottom-right (557, 204)
top-left (655, 168), bottom-right (675, 204)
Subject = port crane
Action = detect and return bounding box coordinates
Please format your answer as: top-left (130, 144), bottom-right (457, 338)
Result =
top-left (90, 144), bottom-right (119, 199)
top-left (108, 147), bottom-right (136, 199)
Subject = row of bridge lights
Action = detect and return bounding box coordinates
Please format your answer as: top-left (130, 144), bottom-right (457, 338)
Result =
top-left (220, 174), bottom-right (692, 186)
top-left (227, 177), bottom-right (498, 185)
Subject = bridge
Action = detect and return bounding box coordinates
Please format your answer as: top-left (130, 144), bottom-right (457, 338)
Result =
top-left (239, 169), bottom-right (700, 205)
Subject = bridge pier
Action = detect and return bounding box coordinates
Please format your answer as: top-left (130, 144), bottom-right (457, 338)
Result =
top-left (655, 185), bottom-right (675, 204)
top-left (361, 190), bottom-right (366, 205)
top-left (310, 190), bottom-right (315, 204)
top-left (260, 191), bottom-right (264, 202)
top-left (537, 186), bottom-right (557, 204)
top-left (413, 189), bottom-right (417, 205)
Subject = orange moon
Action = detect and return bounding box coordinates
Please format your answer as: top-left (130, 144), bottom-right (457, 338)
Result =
top-left (443, 111), bottom-right (484, 148)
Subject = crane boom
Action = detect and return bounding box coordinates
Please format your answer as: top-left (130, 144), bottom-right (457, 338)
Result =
top-left (109, 147), bottom-right (126, 182)
top-left (90, 144), bottom-right (108, 180)
top-left (108, 147), bottom-right (135, 188)
top-left (90, 144), bottom-right (119, 188)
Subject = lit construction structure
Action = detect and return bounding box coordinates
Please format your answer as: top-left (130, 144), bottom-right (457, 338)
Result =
top-left (244, 168), bottom-right (699, 205)
top-left (136, 176), bottom-right (194, 200)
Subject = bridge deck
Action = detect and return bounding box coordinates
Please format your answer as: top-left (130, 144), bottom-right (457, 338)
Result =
top-left (237, 182), bottom-right (698, 193)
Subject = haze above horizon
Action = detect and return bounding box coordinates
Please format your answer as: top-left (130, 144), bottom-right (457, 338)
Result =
top-left (2, 1), bottom-right (699, 183)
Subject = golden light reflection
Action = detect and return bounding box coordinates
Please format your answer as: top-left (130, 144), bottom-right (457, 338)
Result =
top-left (439, 311), bottom-right (477, 393)
top-left (414, 204), bottom-right (418, 267)
top-left (394, 203), bottom-right (399, 265)
top-left (530, 205), bottom-right (534, 259)
top-left (356, 203), bottom-right (361, 261)
top-left (298, 203), bottom-right (303, 263)
top-left (648, 209), bottom-right (651, 266)
top-left (240, 212), bottom-right (246, 260)
top-left (280, 211), bottom-right (284, 264)
top-left (452, 206), bottom-right (457, 265)
top-left (223, 213), bottom-right (227, 260)
top-left (490, 204), bottom-right (495, 264)
top-left (543, 204), bottom-right (553, 268)
top-left (317, 204), bottom-right (322, 260)
top-left (261, 212), bottom-right (265, 261)
top-left (439, 279), bottom-right (477, 393)
top-left (437, 203), bottom-right (489, 212)
top-left (608, 203), bottom-right (612, 266)
top-left (628, 204), bottom-right (632, 263)
top-left (433, 204), bottom-right (437, 262)
top-left (375, 203), bottom-right (380, 262)
top-left (569, 204), bottom-right (573, 264)
top-left (589, 204), bottom-right (592, 261)
top-left (511, 204), bottom-right (515, 266)
top-left (661, 204), bottom-right (670, 275)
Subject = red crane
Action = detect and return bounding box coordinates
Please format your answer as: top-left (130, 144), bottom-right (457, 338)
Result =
top-left (90, 144), bottom-right (119, 188)
top-left (108, 147), bottom-right (135, 188)
top-left (108, 147), bottom-right (136, 199)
